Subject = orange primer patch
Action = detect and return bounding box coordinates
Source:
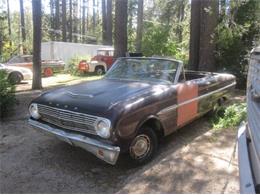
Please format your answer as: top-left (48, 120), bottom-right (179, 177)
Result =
top-left (176, 82), bottom-right (198, 126)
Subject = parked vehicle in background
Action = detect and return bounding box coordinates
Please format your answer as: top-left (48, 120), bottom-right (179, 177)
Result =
top-left (238, 46), bottom-right (260, 194)
top-left (78, 60), bottom-right (107, 76)
top-left (29, 57), bottom-right (236, 165)
top-left (5, 55), bottom-right (65, 77)
top-left (78, 48), bottom-right (114, 75)
top-left (0, 63), bottom-right (32, 84)
top-left (91, 48), bottom-right (115, 69)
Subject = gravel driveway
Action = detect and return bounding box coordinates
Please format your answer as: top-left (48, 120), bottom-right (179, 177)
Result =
top-left (0, 91), bottom-right (240, 193)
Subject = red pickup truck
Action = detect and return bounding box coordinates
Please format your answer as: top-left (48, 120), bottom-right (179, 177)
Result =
top-left (78, 48), bottom-right (114, 75)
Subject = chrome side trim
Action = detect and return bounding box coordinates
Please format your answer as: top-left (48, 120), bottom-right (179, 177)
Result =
top-left (28, 119), bottom-right (120, 165)
top-left (158, 82), bottom-right (236, 115)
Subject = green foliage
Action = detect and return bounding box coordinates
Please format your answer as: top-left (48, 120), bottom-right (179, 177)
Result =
top-left (215, 0), bottom-right (260, 89)
top-left (212, 103), bottom-right (247, 129)
top-left (67, 55), bottom-right (91, 76)
top-left (0, 70), bottom-right (16, 118)
top-left (140, 0), bottom-right (190, 63)
top-left (141, 23), bottom-right (189, 63)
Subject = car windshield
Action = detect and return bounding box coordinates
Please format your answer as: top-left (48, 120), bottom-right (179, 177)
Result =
top-left (97, 50), bottom-right (113, 56)
top-left (105, 58), bottom-right (179, 84)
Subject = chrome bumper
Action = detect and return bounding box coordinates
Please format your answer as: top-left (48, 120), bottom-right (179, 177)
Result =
top-left (28, 119), bottom-right (120, 165)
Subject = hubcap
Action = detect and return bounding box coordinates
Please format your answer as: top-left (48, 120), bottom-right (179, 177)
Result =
top-left (97, 69), bottom-right (103, 75)
top-left (130, 134), bottom-right (151, 159)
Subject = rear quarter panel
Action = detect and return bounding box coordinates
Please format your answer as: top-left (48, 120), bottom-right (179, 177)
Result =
top-left (114, 72), bottom-right (236, 148)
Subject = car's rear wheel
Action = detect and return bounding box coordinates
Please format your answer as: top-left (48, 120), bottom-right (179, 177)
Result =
top-left (129, 127), bottom-right (158, 165)
top-left (8, 72), bottom-right (22, 84)
top-left (44, 67), bottom-right (53, 77)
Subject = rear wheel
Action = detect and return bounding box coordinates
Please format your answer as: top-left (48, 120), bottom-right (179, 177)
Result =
top-left (129, 127), bottom-right (158, 165)
top-left (207, 98), bottom-right (225, 117)
top-left (8, 72), bottom-right (22, 84)
top-left (44, 67), bottom-right (53, 77)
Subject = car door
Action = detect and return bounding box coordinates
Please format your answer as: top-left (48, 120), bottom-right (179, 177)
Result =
top-left (175, 80), bottom-right (199, 127)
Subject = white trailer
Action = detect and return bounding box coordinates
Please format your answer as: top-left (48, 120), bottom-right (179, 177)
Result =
top-left (41, 41), bottom-right (112, 64)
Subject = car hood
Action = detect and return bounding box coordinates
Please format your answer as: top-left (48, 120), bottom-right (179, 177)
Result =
top-left (35, 78), bottom-right (157, 115)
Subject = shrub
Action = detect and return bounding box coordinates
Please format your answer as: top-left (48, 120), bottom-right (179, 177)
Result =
top-left (212, 103), bottom-right (247, 129)
top-left (0, 70), bottom-right (16, 118)
top-left (67, 55), bottom-right (91, 76)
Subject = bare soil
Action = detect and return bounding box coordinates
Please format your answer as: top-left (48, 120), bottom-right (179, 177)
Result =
top-left (0, 90), bottom-right (245, 193)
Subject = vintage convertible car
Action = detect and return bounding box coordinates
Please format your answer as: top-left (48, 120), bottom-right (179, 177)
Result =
top-left (28, 57), bottom-right (236, 165)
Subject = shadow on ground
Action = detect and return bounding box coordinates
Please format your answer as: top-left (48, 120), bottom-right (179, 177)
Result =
top-left (0, 90), bottom-right (240, 193)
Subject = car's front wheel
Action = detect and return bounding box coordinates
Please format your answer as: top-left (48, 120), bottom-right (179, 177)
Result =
top-left (129, 127), bottom-right (158, 165)
top-left (95, 66), bottom-right (104, 75)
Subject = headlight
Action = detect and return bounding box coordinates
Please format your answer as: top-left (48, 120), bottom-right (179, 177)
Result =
top-left (95, 119), bottom-right (111, 138)
top-left (29, 103), bottom-right (41, 119)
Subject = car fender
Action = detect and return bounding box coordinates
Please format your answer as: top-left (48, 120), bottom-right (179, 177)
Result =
top-left (89, 61), bottom-right (107, 72)
top-left (135, 115), bottom-right (165, 136)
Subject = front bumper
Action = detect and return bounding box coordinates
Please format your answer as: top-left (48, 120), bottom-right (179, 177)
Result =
top-left (237, 122), bottom-right (256, 194)
top-left (28, 119), bottom-right (120, 165)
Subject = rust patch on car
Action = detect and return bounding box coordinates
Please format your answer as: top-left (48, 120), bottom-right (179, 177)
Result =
top-left (176, 82), bottom-right (198, 126)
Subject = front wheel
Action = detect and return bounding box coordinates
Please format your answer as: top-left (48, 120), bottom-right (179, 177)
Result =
top-left (95, 67), bottom-right (104, 75)
top-left (129, 127), bottom-right (158, 165)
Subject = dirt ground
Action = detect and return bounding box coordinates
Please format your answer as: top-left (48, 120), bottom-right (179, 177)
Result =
top-left (0, 88), bottom-right (245, 193)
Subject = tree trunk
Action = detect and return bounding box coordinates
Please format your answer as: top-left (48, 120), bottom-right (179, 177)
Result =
top-left (114, 0), bottom-right (128, 58)
top-left (32, 0), bottom-right (42, 90)
top-left (82, 0), bottom-right (86, 42)
top-left (176, 1), bottom-right (185, 43)
top-left (188, 0), bottom-right (201, 70)
top-left (96, 0), bottom-right (100, 25)
top-left (19, 0), bottom-right (26, 42)
top-left (86, 0), bottom-right (89, 32)
top-left (102, 0), bottom-right (107, 45)
top-left (50, 0), bottom-right (55, 41)
top-left (93, 0), bottom-right (96, 33)
top-left (7, 0), bottom-right (12, 46)
top-left (55, 0), bottom-right (60, 41)
top-left (106, 0), bottom-right (112, 45)
top-left (135, 0), bottom-right (143, 52)
top-left (198, 0), bottom-right (218, 71)
top-left (19, 0), bottom-right (26, 53)
top-left (69, 0), bottom-right (73, 42)
top-left (73, 0), bottom-right (78, 42)
top-left (62, 0), bottom-right (67, 42)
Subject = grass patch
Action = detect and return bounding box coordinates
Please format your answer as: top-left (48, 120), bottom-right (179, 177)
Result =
top-left (211, 103), bottom-right (247, 129)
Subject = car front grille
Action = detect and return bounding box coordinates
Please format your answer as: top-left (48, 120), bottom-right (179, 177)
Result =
top-left (38, 104), bottom-right (98, 135)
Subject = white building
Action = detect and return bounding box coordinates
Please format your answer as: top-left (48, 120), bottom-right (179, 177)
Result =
top-left (41, 41), bottom-right (112, 64)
